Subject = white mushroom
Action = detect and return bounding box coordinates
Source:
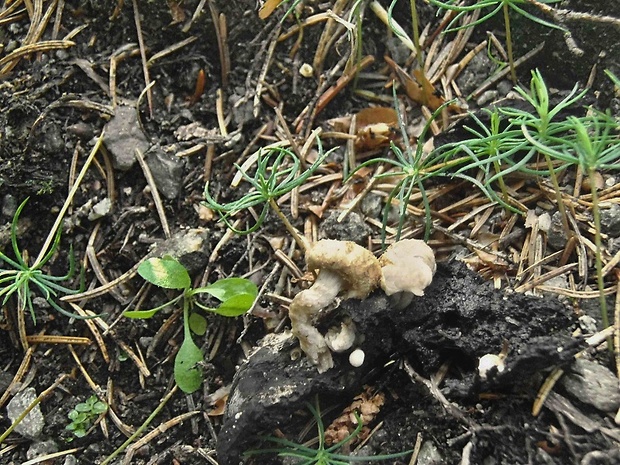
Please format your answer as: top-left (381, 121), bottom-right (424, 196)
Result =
top-left (478, 354), bottom-right (506, 381)
top-left (289, 240), bottom-right (381, 372)
top-left (349, 349), bottom-right (365, 367)
top-left (324, 317), bottom-right (357, 353)
top-left (379, 239), bottom-right (436, 309)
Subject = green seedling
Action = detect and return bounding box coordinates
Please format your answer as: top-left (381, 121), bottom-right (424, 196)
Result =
top-left (438, 107), bottom-right (530, 213)
top-left (384, 0), bottom-right (423, 67)
top-left (428, 0), bottom-right (564, 83)
top-left (0, 198), bottom-right (85, 328)
top-left (66, 395), bottom-right (108, 440)
top-left (433, 69), bottom-right (619, 332)
top-left (204, 142), bottom-right (335, 253)
top-left (522, 111), bottom-right (620, 331)
top-left (435, 70), bottom-right (590, 218)
top-left (245, 400), bottom-right (412, 464)
top-left (124, 256), bottom-right (258, 393)
top-left (605, 69), bottom-right (620, 92)
top-left (502, 69), bottom-right (588, 232)
top-left (348, 91), bottom-right (479, 243)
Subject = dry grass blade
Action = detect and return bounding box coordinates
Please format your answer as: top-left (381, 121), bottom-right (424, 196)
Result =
top-left (85, 223), bottom-right (128, 304)
top-left (254, 25), bottom-right (281, 118)
top-left (60, 258), bottom-right (143, 303)
top-left (525, 0), bottom-right (620, 26)
top-left (312, 0), bottom-right (349, 74)
top-left (0, 39), bottom-right (74, 74)
top-left (314, 55), bottom-right (375, 119)
top-left (135, 148), bottom-right (171, 239)
top-left (20, 447), bottom-right (82, 465)
top-left (403, 359), bottom-right (478, 428)
top-left (532, 366), bottom-right (564, 416)
top-left (514, 263), bottom-right (578, 293)
top-left (208, 1), bottom-right (230, 89)
top-left (131, 0), bottom-right (153, 117)
top-left (0, 0), bottom-right (61, 76)
top-left (121, 411), bottom-right (200, 465)
top-left (0, 346), bottom-right (35, 410)
top-left (25, 335), bottom-right (91, 345)
top-left (68, 344), bottom-right (103, 395)
top-left (68, 302), bottom-right (110, 364)
top-left (469, 42), bottom-right (544, 99)
top-left (615, 280), bottom-right (620, 379)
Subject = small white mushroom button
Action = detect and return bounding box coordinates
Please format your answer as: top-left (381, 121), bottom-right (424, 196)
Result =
top-left (349, 349), bottom-right (365, 367)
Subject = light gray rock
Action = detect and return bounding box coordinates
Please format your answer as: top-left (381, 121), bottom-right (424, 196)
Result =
top-left (27, 439), bottom-right (58, 460)
top-left (547, 211), bottom-right (568, 250)
top-left (600, 203), bottom-right (620, 238)
top-left (150, 228), bottom-right (211, 275)
top-left (560, 358), bottom-right (620, 412)
top-left (7, 388), bottom-right (45, 439)
top-left (318, 211), bottom-right (372, 244)
top-left (103, 106), bottom-right (151, 171)
top-left (418, 440), bottom-right (443, 465)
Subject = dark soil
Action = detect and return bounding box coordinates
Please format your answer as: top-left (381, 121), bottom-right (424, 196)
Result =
top-left (1, 1), bottom-right (619, 465)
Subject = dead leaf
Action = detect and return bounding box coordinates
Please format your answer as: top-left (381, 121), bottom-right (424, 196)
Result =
top-left (384, 56), bottom-right (453, 112)
top-left (259, 0), bottom-right (285, 20)
top-left (324, 388), bottom-right (385, 446)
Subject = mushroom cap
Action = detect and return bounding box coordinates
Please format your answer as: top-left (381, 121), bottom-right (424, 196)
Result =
top-left (306, 240), bottom-right (381, 300)
top-left (379, 239), bottom-right (436, 297)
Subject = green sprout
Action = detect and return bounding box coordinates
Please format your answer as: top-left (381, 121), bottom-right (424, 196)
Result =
top-left (605, 69), bottom-right (620, 91)
top-left (440, 107), bottom-right (530, 213)
top-left (204, 142), bottom-right (335, 253)
top-left (433, 70), bottom-right (589, 217)
top-left (245, 400), bottom-right (412, 464)
top-left (522, 110), bottom-right (620, 331)
top-left (0, 198), bottom-right (85, 325)
top-left (428, 0), bottom-right (564, 83)
top-left (66, 395), bottom-right (108, 440)
top-left (385, 0), bottom-right (423, 67)
top-left (433, 69), bottom-right (619, 332)
top-left (501, 69), bottom-right (588, 232)
top-left (348, 93), bottom-right (479, 243)
top-left (124, 256), bottom-right (258, 393)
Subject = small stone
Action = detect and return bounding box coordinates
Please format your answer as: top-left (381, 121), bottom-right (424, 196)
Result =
top-left (318, 211), bottom-right (372, 244)
top-left (538, 212), bottom-right (551, 233)
top-left (88, 197), bottom-right (112, 220)
top-left (27, 439), bottom-right (59, 460)
top-left (151, 228), bottom-right (210, 274)
top-left (417, 440), bottom-right (443, 465)
top-left (547, 211), bottom-right (568, 250)
top-left (560, 358), bottom-right (620, 412)
top-left (349, 349), bottom-right (365, 367)
top-left (145, 148), bottom-right (184, 200)
top-left (7, 388), bottom-right (45, 439)
top-left (476, 90), bottom-right (498, 107)
top-left (62, 456), bottom-right (78, 465)
top-left (600, 203), bottom-right (620, 237)
top-left (497, 80), bottom-right (513, 96)
top-left (103, 106), bottom-right (151, 171)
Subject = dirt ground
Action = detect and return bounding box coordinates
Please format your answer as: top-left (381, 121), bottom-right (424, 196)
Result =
top-left (1, 1), bottom-right (620, 464)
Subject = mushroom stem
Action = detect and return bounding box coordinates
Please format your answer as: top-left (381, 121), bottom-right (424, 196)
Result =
top-left (288, 269), bottom-right (343, 372)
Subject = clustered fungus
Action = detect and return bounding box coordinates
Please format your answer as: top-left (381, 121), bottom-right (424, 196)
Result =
top-left (288, 239), bottom-right (436, 372)
top-left (379, 239), bottom-right (436, 309)
top-left (288, 240), bottom-right (381, 373)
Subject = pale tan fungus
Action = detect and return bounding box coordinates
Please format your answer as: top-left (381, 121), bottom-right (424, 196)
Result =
top-left (379, 239), bottom-right (436, 309)
top-left (288, 240), bottom-right (381, 373)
